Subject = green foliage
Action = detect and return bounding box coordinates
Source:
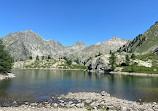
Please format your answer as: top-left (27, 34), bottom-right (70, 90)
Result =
top-left (86, 57), bottom-right (92, 63)
top-left (95, 52), bottom-right (102, 57)
top-left (131, 53), bottom-right (135, 59)
top-left (74, 58), bottom-right (80, 64)
top-left (29, 56), bottom-right (32, 60)
top-left (60, 64), bottom-right (87, 69)
top-left (87, 107), bottom-right (92, 111)
top-left (109, 50), bottom-right (112, 54)
top-left (36, 55), bottom-right (39, 61)
top-left (135, 53), bottom-right (157, 61)
top-left (41, 56), bottom-right (45, 60)
top-left (63, 56), bottom-right (72, 65)
top-left (25, 59), bottom-right (87, 70)
top-left (109, 52), bottom-right (116, 71)
top-left (125, 55), bottom-right (130, 66)
top-left (20, 58), bottom-right (24, 61)
top-left (122, 53), bottom-right (158, 74)
top-left (0, 39), bottom-right (13, 73)
top-left (48, 55), bottom-right (51, 59)
top-left (120, 22), bottom-right (158, 54)
top-left (67, 59), bottom-right (72, 65)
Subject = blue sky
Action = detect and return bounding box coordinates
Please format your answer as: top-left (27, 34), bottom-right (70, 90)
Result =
top-left (0, 0), bottom-right (158, 46)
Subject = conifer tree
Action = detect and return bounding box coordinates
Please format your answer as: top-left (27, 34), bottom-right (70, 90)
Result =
top-left (36, 55), bottom-right (39, 61)
top-left (109, 52), bottom-right (116, 71)
top-left (0, 39), bottom-right (13, 74)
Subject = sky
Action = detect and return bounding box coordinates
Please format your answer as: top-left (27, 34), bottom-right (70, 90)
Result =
top-left (0, 0), bottom-right (158, 46)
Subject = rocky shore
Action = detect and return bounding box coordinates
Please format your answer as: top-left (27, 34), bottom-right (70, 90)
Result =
top-left (0, 91), bottom-right (158, 111)
top-left (0, 73), bottom-right (16, 80)
top-left (110, 71), bottom-right (158, 77)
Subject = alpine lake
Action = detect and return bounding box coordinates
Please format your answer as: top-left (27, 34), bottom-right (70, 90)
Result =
top-left (0, 69), bottom-right (158, 106)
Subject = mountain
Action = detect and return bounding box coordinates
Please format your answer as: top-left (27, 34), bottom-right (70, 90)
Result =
top-left (118, 21), bottom-right (158, 55)
top-left (69, 37), bottom-right (129, 62)
top-left (2, 31), bottom-right (129, 61)
top-left (64, 40), bottom-right (86, 55)
top-left (2, 30), bottom-right (84, 60)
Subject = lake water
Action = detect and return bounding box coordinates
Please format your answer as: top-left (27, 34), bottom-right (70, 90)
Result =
top-left (0, 69), bottom-right (158, 105)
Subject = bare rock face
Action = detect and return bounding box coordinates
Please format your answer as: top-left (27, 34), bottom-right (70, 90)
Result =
top-left (68, 37), bottom-right (129, 64)
top-left (2, 31), bottom-right (85, 61)
top-left (64, 40), bottom-right (86, 55)
top-left (2, 31), bottom-right (129, 61)
top-left (2, 30), bottom-right (64, 60)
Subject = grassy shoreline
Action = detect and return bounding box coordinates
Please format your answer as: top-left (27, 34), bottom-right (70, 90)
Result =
top-left (14, 68), bottom-right (86, 71)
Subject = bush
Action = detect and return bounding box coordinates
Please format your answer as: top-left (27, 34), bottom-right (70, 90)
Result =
top-left (48, 55), bottom-right (51, 59)
top-left (29, 56), bottom-right (32, 60)
top-left (63, 56), bottom-right (72, 65)
top-left (36, 55), bottom-right (39, 61)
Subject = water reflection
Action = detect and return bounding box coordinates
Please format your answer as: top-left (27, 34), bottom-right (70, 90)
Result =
top-left (0, 69), bottom-right (157, 104)
top-left (0, 79), bottom-right (12, 96)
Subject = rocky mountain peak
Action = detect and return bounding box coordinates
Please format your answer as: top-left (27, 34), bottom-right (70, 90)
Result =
top-left (110, 36), bottom-right (119, 40)
top-left (16, 30), bottom-right (36, 35)
top-left (75, 40), bottom-right (85, 46)
top-left (57, 42), bottom-right (63, 47)
top-left (22, 30), bottom-right (34, 33)
top-left (2, 30), bottom-right (129, 61)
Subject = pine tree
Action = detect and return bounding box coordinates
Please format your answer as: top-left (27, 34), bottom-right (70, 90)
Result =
top-left (109, 52), bottom-right (116, 71)
top-left (131, 53), bottom-right (135, 59)
top-left (36, 55), bottom-right (39, 61)
top-left (0, 39), bottom-right (13, 74)
top-left (48, 55), bottom-right (51, 59)
top-left (29, 56), bottom-right (32, 60)
top-left (125, 55), bottom-right (130, 66)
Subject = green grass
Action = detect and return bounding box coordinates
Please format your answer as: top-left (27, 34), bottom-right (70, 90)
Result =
top-left (135, 53), bottom-right (158, 61)
top-left (137, 25), bottom-right (158, 53)
top-left (59, 64), bottom-right (87, 70)
top-left (25, 59), bottom-right (87, 70)
top-left (122, 53), bottom-right (158, 74)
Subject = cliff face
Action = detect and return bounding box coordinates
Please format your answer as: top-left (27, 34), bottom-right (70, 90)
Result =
top-left (2, 30), bottom-right (64, 60)
top-left (2, 31), bottom-right (129, 61)
top-left (68, 37), bottom-right (129, 63)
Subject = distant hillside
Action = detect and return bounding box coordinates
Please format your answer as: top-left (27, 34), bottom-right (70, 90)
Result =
top-left (118, 21), bottom-right (158, 55)
top-left (69, 37), bottom-right (129, 63)
top-left (2, 31), bottom-right (129, 61)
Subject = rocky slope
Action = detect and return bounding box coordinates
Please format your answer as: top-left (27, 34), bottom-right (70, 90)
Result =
top-left (2, 31), bottom-right (85, 61)
top-left (2, 31), bottom-right (129, 62)
top-left (68, 37), bottom-right (129, 64)
top-left (118, 21), bottom-right (158, 55)
top-left (87, 21), bottom-right (158, 74)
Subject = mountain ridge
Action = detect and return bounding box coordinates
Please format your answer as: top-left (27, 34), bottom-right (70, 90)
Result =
top-left (118, 21), bottom-right (158, 55)
top-left (2, 30), bottom-right (129, 61)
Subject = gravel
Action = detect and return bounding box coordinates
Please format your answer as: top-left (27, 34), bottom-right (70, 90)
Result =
top-left (0, 91), bottom-right (158, 111)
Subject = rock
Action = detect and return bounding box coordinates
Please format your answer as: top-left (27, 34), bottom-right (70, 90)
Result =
top-left (76, 103), bottom-right (84, 108)
top-left (25, 102), bottom-right (29, 105)
top-left (0, 73), bottom-right (16, 80)
top-left (30, 103), bottom-right (37, 107)
top-left (101, 91), bottom-right (110, 97)
top-left (101, 91), bottom-right (106, 96)
top-left (53, 103), bottom-right (58, 107)
top-left (121, 106), bottom-right (127, 111)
